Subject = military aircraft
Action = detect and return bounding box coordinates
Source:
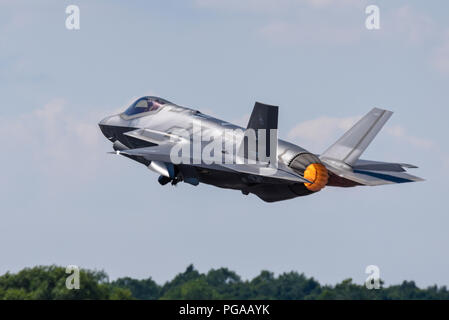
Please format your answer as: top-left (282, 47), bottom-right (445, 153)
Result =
top-left (99, 96), bottom-right (423, 202)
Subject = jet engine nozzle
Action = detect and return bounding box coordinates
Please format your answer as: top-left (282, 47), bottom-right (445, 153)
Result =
top-left (303, 163), bottom-right (328, 191)
top-left (288, 152), bottom-right (328, 193)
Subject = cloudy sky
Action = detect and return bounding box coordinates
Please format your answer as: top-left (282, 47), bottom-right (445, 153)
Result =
top-left (1, 0), bottom-right (448, 287)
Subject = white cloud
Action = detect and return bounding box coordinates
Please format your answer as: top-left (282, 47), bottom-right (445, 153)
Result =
top-left (288, 114), bottom-right (436, 152)
top-left (0, 99), bottom-right (105, 182)
top-left (431, 30), bottom-right (449, 75)
top-left (195, 0), bottom-right (365, 46)
top-left (195, 2), bottom-right (442, 48)
top-left (288, 115), bottom-right (359, 151)
top-left (194, 0), bottom-right (364, 12)
top-left (259, 21), bottom-right (361, 45)
top-left (389, 6), bottom-right (436, 44)
top-left (443, 156), bottom-right (449, 174)
top-left (386, 125), bottom-right (436, 150)
top-left (195, 0), bottom-right (286, 13)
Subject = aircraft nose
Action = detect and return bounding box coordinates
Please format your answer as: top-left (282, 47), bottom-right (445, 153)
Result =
top-left (98, 115), bottom-right (118, 140)
top-left (98, 115), bottom-right (115, 126)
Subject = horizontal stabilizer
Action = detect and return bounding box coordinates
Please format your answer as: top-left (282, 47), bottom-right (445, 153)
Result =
top-left (323, 159), bottom-right (424, 186)
top-left (353, 159), bottom-right (419, 172)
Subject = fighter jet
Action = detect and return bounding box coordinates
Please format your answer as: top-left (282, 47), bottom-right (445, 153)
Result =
top-left (99, 96), bottom-right (423, 202)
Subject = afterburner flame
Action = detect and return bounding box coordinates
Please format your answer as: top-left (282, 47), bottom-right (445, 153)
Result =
top-left (303, 163), bottom-right (328, 192)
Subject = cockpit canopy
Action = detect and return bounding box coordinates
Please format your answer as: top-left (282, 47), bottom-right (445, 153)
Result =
top-left (123, 96), bottom-right (172, 117)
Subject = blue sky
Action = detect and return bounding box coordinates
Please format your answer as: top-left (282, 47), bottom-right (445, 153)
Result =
top-left (1, 0), bottom-right (449, 287)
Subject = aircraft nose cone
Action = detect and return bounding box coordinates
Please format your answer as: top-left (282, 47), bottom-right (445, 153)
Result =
top-left (98, 115), bottom-right (117, 140)
top-left (98, 115), bottom-right (114, 126)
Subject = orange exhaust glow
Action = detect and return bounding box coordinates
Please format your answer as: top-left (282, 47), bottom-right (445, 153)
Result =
top-left (303, 163), bottom-right (328, 192)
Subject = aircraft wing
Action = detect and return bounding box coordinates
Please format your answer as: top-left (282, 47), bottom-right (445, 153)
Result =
top-left (119, 105), bottom-right (310, 184)
top-left (219, 162), bottom-right (312, 183)
top-left (118, 144), bottom-right (311, 184)
top-left (124, 128), bottom-right (185, 144)
top-left (118, 144), bottom-right (176, 163)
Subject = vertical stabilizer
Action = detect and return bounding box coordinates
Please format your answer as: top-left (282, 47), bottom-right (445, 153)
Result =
top-left (238, 102), bottom-right (279, 166)
top-left (320, 108), bottom-right (393, 166)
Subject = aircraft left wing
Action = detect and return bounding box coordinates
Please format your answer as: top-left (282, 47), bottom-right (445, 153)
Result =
top-left (118, 144), bottom-right (311, 184)
top-left (124, 128), bottom-right (185, 144)
top-left (118, 144), bottom-right (176, 163)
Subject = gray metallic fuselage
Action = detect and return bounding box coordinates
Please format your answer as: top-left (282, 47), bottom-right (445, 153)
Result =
top-left (99, 97), bottom-right (423, 202)
top-left (99, 101), bottom-right (315, 202)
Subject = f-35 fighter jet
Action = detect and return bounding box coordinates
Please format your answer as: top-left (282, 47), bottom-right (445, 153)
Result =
top-left (99, 97), bottom-right (423, 202)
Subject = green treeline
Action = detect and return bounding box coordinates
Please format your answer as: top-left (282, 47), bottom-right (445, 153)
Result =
top-left (0, 265), bottom-right (448, 300)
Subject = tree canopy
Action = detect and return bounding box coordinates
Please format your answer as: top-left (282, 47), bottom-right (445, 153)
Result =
top-left (0, 265), bottom-right (448, 300)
